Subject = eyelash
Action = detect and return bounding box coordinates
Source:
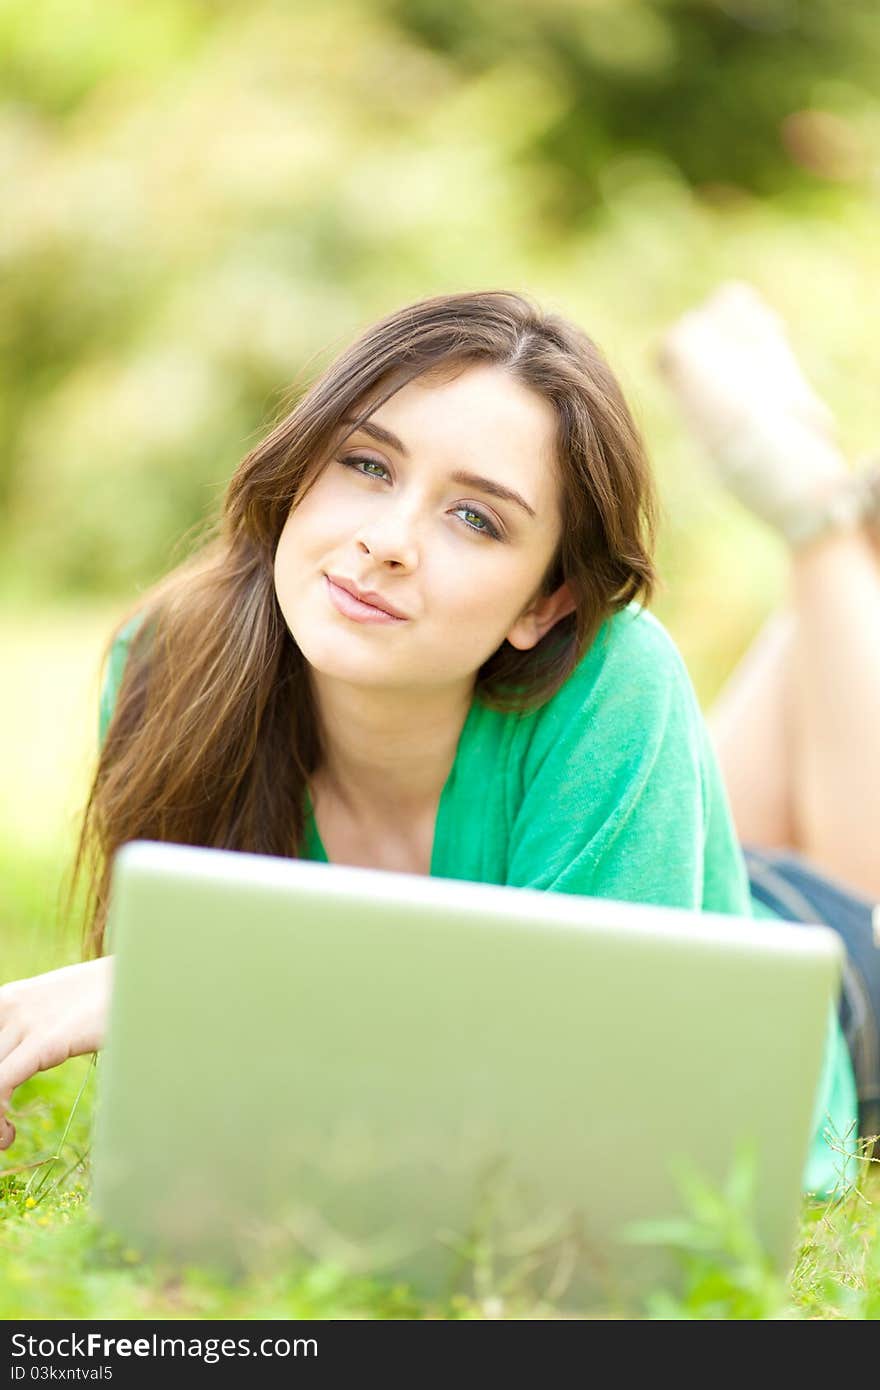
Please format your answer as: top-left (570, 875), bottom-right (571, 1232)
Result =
top-left (337, 454), bottom-right (502, 540)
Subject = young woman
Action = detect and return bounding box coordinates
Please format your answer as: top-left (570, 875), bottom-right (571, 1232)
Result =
top-left (0, 288), bottom-right (875, 1197)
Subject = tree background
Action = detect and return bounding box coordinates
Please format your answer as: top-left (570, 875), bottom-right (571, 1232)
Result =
top-left (2, 0), bottom-right (879, 891)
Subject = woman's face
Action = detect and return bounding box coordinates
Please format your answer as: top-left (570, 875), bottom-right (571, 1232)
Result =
top-left (273, 362), bottom-right (574, 693)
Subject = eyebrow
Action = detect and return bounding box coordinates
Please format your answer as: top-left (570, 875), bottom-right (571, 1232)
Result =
top-left (340, 416), bottom-right (538, 520)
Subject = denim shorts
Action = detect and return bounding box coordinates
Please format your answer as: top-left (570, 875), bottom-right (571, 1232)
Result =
top-left (743, 846), bottom-right (880, 1143)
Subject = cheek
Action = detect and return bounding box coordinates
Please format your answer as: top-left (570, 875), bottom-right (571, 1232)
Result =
top-left (273, 482), bottom-right (342, 582)
top-left (272, 526), bottom-right (297, 624)
top-left (274, 511), bottom-right (305, 576)
top-left (426, 552), bottom-right (529, 643)
top-left (273, 510), bottom-right (319, 610)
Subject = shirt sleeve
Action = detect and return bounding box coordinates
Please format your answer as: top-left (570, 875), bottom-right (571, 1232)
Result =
top-left (98, 616), bottom-right (144, 750)
top-left (802, 1006), bottom-right (859, 1199)
top-left (505, 605), bottom-right (859, 1197)
top-left (506, 606), bottom-right (752, 915)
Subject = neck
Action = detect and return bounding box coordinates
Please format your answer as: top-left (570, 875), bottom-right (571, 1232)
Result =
top-left (308, 672), bottom-right (475, 827)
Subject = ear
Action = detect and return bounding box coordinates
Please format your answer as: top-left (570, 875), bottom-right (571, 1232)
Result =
top-left (505, 582), bottom-right (576, 651)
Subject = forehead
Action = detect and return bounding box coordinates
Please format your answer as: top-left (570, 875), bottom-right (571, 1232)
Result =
top-left (360, 363), bottom-right (560, 500)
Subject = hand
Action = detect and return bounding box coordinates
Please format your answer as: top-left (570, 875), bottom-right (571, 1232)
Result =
top-left (0, 957), bottom-right (113, 1151)
top-left (657, 282), bottom-right (849, 536)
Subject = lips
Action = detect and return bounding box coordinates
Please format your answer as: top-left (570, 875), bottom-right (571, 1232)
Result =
top-left (325, 574), bottom-right (409, 621)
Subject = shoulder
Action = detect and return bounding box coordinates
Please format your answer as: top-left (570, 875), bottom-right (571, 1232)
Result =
top-left (590, 601), bottom-right (688, 674)
top-left (511, 603), bottom-right (702, 772)
top-left (104, 611), bottom-right (150, 689)
top-left (110, 612), bottom-right (148, 659)
top-left (98, 611), bottom-right (150, 748)
top-left (550, 603), bottom-right (694, 719)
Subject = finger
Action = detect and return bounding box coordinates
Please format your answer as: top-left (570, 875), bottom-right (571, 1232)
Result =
top-left (0, 1039), bottom-right (44, 1114)
top-left (0, 1042), bottom-right (35, 1152)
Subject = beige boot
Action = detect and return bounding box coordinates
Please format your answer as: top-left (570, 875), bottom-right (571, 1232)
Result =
top-left (657, 282), bottom-right (871, 546)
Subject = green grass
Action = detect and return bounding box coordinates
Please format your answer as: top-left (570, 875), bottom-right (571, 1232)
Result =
top-left (3, 612), bottom-right (879, 1319)
top-left (1, 1048), bottom-right (878, 1319)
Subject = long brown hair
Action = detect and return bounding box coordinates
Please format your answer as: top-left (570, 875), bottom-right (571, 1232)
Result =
top-left (71, 290), bottom-right (657, 957)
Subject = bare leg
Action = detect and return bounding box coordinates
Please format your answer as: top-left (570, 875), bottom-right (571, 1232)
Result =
top-left (660, 282), bottom-right (880, 900)
top-left (789, 528), bottom-right (880, 899)
top-left (709, 527), bottom-right (880, 900)
top-left (707, 610), bottom-right (797, 852)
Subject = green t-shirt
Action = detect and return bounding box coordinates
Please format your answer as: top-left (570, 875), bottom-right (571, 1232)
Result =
top-left (99, 603), bottom-right (857, 1197)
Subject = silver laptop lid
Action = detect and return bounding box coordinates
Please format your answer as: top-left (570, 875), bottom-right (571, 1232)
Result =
top-left (92, 840), bottom-right (841, 1308)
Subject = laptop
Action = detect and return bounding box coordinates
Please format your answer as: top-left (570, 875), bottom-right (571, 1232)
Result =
top-left (91, 839), bottom-right (842, 1310)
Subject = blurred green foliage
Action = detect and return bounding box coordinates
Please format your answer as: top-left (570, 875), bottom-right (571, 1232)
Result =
top-left (389, 0), bottom-right (880, 205)
top-left (1, 0), bottom-right (878, 701)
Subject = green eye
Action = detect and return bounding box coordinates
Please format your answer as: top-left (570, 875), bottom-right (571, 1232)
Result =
top-left (340, 454), bottom-right (390, 479)
top-left (339, 456), bottom-right (501, 540)
top-left (455, 507), bottom-right (500, 540)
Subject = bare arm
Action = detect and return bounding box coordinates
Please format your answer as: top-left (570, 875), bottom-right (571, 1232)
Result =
top-left (0, 956), bottom-right (113, 1150)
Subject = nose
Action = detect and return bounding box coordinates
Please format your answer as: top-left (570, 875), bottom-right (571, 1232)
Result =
top-left (354, 503), bottom-right (420, 571)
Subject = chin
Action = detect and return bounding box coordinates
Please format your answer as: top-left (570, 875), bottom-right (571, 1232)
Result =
top-left (292, 631), bottom-right (404, 685)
